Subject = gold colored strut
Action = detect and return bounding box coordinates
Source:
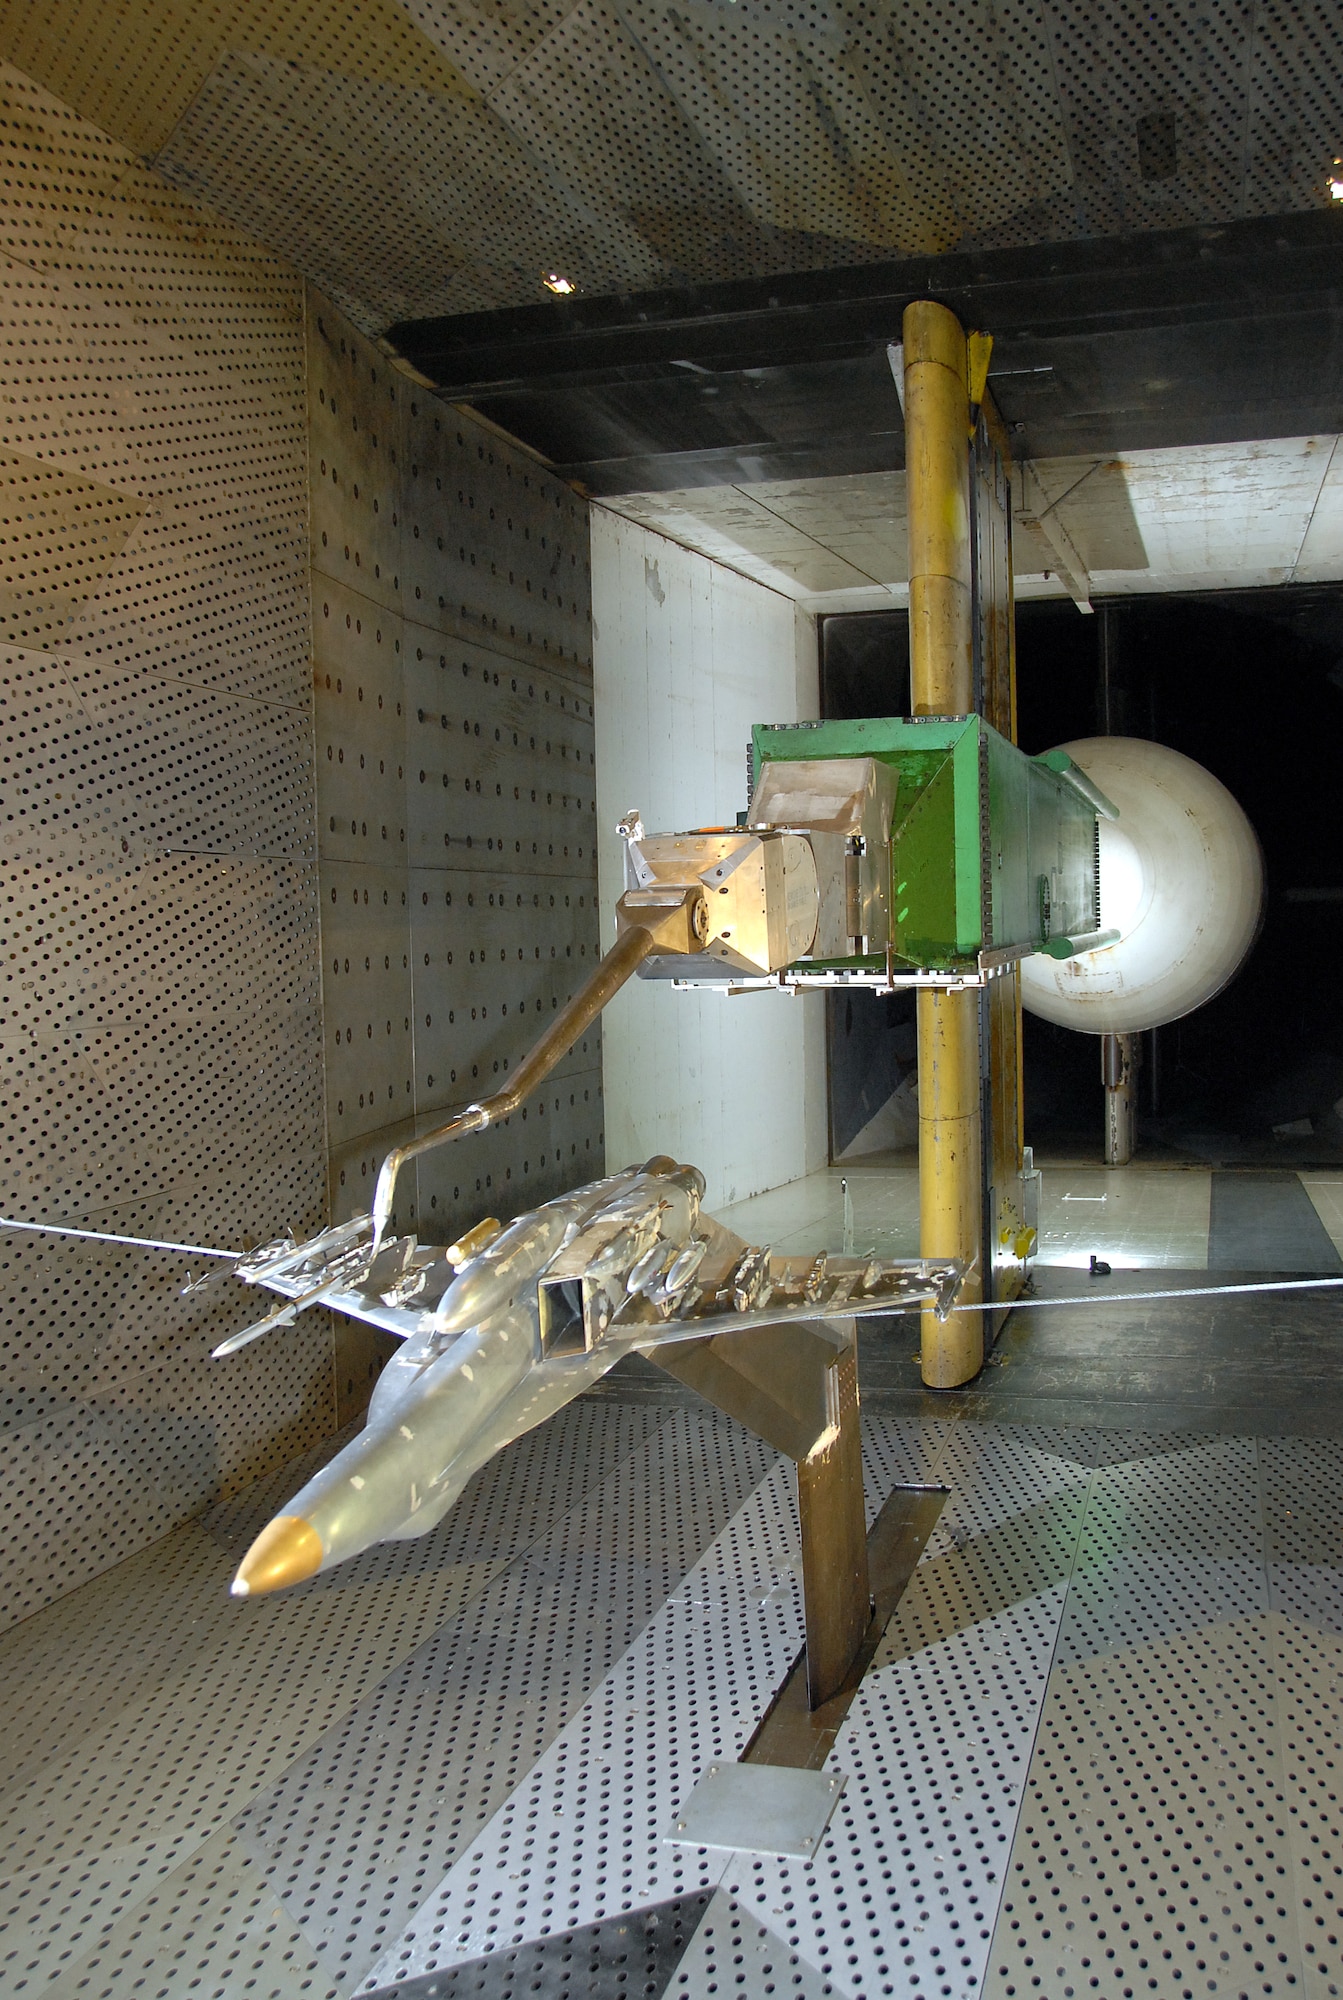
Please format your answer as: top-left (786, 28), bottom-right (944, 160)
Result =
top-left (903, 300), bottom-right (985, 1388)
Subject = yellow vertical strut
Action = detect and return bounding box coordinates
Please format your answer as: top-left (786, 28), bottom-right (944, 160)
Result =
top-left (903, 300), bottom-right (984, 1388)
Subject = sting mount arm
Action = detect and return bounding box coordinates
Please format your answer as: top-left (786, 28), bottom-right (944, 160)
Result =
top-left (370, 880), bottom-right (707, 1250)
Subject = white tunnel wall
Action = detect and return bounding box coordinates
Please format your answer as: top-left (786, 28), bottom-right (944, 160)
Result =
top-left (591, 509), bottom-right (827, 1210)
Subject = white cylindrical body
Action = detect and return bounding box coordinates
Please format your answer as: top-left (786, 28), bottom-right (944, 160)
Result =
top-left (1020, 737), bottom-right (1264, 1035)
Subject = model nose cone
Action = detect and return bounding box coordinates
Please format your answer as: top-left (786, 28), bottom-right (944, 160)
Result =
top-left (231, 1515), bottom-right (323, 1597)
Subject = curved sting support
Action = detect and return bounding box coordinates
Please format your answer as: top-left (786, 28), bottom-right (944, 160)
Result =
top-left (370, 886), bottom-right (705, 1249)
top-left (371, 925), bottom-right (653, 1250)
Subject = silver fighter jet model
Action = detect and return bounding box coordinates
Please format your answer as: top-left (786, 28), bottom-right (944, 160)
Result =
top-left (224, 1158), bottom-right (960, 1597)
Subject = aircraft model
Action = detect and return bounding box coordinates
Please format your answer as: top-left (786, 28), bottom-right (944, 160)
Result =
top-left (223, 1157), bottom-right (961, 1597)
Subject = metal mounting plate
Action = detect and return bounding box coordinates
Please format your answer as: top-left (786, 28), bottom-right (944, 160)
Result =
top-left (666, 1763), bottom-right (845, 1860)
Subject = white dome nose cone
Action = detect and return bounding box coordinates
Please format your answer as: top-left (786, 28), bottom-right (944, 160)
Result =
top-left (1019, 736), bottom-right (1264, 1036)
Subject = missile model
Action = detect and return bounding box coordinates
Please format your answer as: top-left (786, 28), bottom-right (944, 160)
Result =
top-left (223, 1158), bottom-right (960, 1596)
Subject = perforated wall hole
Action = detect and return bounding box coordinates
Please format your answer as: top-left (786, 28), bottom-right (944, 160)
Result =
top-left (0, 61), bottom-right (329, 1628)
top-left (307, 296), bottom-right (599, 1240)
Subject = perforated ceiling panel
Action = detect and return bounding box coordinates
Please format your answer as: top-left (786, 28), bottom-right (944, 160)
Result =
top-left (0, 64), bottom-right (330, 1629)
top-left (152, 53), bottom-right (602, 331)
top-left (11, 0), bottom-right (1329, 331)
top-left (0, 0), bottom-right (474, 155)
top-left (306, 298), bottom-right (600, 1249)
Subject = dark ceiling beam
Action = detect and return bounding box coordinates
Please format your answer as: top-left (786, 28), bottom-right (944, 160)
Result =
top-left (387, 211), bottom-right (1343, 399)
top-left (384, 211), bottom-right (1343, 493)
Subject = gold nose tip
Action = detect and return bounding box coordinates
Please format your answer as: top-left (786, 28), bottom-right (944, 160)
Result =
top-left (231, 1515), bottom-right (323, 1597)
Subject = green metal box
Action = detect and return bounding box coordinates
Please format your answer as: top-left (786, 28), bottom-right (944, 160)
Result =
top-left (751, 715), bottom-right (1105, 977)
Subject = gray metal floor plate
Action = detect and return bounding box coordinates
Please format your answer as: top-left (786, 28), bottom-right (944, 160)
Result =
top-left (232, 1406), bottom-right (774, 1991)
top-left (366, 1892), bottom-right (716, 1998)
top-left (1208, 1171), bottom-right (1343, 1272)
top-left (714, 1425), bottom-right (1092, 2000)
top-left (4, 1390), bottom-right (1343, 2000)
top-left (1, 1400), bottom-right (671, 1997)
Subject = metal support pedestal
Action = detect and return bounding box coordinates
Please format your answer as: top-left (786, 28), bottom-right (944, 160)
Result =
top-left (745, 1482), bottom-right (947, 1771)
top-left (653, 1317), bottom-right (870, 1708)
top-left (1102, 1030), bottom-right (1140, 1164)
top-left (795, 1339), bottom-right (869, 1707)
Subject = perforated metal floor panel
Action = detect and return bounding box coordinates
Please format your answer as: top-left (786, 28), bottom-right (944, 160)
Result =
top-left (983, 1435), bottom-right (1343, 2000)
top-left (5, 1397), bottom-right (1342, 2000)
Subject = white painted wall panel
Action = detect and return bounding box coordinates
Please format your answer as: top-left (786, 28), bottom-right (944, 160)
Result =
top-left (1295, 436), bottom-right (1343, 583)
top-left (591, 508), bottom-right (825, 1209)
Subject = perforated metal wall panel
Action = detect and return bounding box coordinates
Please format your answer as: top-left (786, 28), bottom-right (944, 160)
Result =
top-left (0, 63), bottom-right (329, 1629)
top-left (306, 298), bottom-right (600, 1253)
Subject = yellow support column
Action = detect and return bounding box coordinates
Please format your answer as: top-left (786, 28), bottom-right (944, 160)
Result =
top-left (904, 300), bottom-right (984, 1388)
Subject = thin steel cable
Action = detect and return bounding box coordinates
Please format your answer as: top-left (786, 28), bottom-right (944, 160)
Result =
top-left (4, 1216), bottom-right (1341, 1313)
top-left (957, 1274), bottom-right (1343, 1312)
top-left (0, 1216), bottom-right (241, 1259)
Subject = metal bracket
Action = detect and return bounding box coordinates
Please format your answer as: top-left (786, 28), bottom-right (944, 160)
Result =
top-left (1017, 460), bottom-right (1095, 613)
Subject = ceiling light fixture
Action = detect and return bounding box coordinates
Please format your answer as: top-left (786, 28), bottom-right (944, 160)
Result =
top-left (1331, 160), bottom-right (1343, 201)
top-left (542, 272), bottom-right (576, 294)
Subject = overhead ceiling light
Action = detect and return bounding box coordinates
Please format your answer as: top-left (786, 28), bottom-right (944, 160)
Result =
top-left (542, 272), bottom-right (576, 294)
top-left (1331, 160), bottom-right (1343, 201)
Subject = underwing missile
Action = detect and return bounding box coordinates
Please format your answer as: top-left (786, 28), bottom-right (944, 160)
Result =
top-left (665, 1234), bottom-right (709, 1290)
top-left (626, 1239), bottom-right (675, 1295)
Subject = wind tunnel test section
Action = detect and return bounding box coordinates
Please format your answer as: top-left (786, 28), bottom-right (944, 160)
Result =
top-left (203, 292), bottom-right (1277, 1773)
top-left (223, 709), bottom-right (1117, 1595)
top-left (215, 302), bottom-right (1145, 1733)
